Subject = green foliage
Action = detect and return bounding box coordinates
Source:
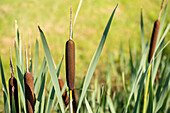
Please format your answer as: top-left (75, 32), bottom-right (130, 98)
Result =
top-left (0, 1), bottom-right (169, 113)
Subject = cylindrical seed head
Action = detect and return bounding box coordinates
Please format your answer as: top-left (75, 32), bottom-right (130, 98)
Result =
top-left (24, 72), bottom-right (35, 113)
top-left (148, 20), bottom-right (160, 63)
top-left (66, 39), bottom-right (75, 90)
top-left (9, 76), bottom-right (19, 113)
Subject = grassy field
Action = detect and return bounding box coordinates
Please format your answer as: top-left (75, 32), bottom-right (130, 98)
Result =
top-left (0, 0), bottom-right (169, 77)
top-left (0, 0), bottom-right (170, 112)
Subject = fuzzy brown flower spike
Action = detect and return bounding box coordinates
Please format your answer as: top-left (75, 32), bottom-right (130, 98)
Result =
top-left (24, 44), bottom-right (35, 113)
top-left (148, 0), bottom-right (165, 63)
top-left (66, 7), bottom-right (75, 113)
top-left (66, 7), bottom-right (75, 91)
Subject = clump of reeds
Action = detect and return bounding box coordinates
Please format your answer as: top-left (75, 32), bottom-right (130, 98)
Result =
top-left (24, 44), bottom-right (35, 113)
top-left (143, 0), bottom-right (165, 113)
top-left (65, 7), bottom-right (75, 113)
top-left (9, 48), bottom-right (19, 113)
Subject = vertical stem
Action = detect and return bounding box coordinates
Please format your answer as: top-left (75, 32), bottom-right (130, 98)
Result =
top-left (143, 65), bottom-right (151, 113)
top-left (10, 47), bottom-right (14, 77)
top-left (70, 90), bottom-right (73, 113)
top-left (70, 7), bottom-right (73, 40)
top-left (25, 43), bottom-right (29, 73)
top-left (158, 0), bottom-right (165, 20)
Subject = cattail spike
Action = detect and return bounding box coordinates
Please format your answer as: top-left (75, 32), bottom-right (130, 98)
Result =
top-left (10, 47), bottom-right (14, 77)
top-left (158, 0), bottom-right (165, 20)
top-left (70, 7), bottom-right (73, 40)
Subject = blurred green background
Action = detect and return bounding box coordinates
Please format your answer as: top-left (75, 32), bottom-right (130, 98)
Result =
top-left (0, 0), bottom-right (169, 109)
top-left (0, 0), bottom-right (170, 80)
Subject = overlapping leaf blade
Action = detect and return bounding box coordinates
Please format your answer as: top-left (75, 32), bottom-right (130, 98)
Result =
top-left (77, 4), bottom-right (118, 112)
top-left (38, 26), bottom-right (65, 113)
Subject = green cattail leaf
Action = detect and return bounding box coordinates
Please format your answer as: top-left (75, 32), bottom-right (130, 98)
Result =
top-left (107, 95), bottom-right (116, 113)
top-left (34, 101), bottom-right (40, 113)
top-left (45, 86), bottom-right (55, 113)
top-left (0, 57), bottom-right (7, 93)
top-left (129, 41), bottom-right (135, 85)
top-left (41, 67), bottom-right (48, 113)
top-left (34, 39), bottom-right (39, 82)
top-left (19, 38), bottom-right (25, 74)
top-left (152, 24), bottom-right (169, 85)
top-left (40, 88), bottom-right (46, 113)
top-left (124, 67), bottom-right (143, 113)
top-left (73, 0), bottom-right (82, 27)
top-left (15, 42), bottom-right (20, 68)
top-left (38, 26), bottom-right (65, 113)
top-left (56, 56), bottom-right (64, 78)
top-left (85, 97), bottom-right (93, 113)
top-left (133, 65), bottom-right (149, 113)
top-left (35, 67), bottom-right (48, 112)
top-left (46, 56), bottom-right (64, 112)
top-left (156, 4), bottom-right (167, 46)
top-left (3, 88), bottom-right (10, 113)
top-left (141, 9), bottom-right (145, 53)
top-left (54, 83), bottom-right (67, 112)
top-left (156, 56), bottom-right (169, 99)
top-left (16, 66), bottom-right (27, 113)
top-left (76, 4), bottom-right (118, 112)
top-left (34, 57), bottom-right (46, 94)
top-left (15, 21), bottom-right (19, 46)
top-left (11, 94), bottom-right (17, 113)
top-left (155, 23), bottom-right (170, 56)
top-left (152, 45), bottom-right (163, 85)
top-left (154, 72), bottom-right (170, 113)
top-left (0, 57), bottom-right (10, 113)
top-left (125, 40), bottom-right (149, 113)
top-left (147, 74), bottom-right (153, 113)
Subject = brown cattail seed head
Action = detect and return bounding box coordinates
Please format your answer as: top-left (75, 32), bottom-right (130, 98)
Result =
top-left (24, 72), bottom-right (35, 113)
top-left (9, 76), bottom-right (19, 113)
top-left (66, 39), bottom-right (75, 90)
top-left (148, 20), bottom-right (160, 63)
top-left (58, 78), bottom-right (69, 106)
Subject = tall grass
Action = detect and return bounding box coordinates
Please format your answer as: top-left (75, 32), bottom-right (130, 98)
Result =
top-left (0, 1), bottom-right (169, 113)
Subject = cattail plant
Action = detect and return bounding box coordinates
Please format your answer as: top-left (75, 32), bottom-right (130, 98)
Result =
top-left (143, 1), bottom-right (165, 113)
top-left (72, 89), bottom-right (78, 113)
top-left (9, 48), bottom-right (19, 113)
top-left (65, 7), bottom-right (75, 113)
top-left (148, 0), bottom-right (165, 63)
top-left (24, 44), bottom-right (35, 113)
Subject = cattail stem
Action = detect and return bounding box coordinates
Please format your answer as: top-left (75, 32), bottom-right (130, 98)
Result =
top-left (70, 7), bottom-right (72, 40)
top-left (25, 43), bottom-right (29, 73)
top-left (158, 0), bottom-right (165, 20)
top-left (143, 65), bottom-right (151, 113)
top-left (70, 90), bottom-right (73, 113)
top-left (28, 40), bottom-right (32, 72)
top-left (9, 48), bottom-right (19, 113)
top-left (10, 48), bottom-right (14, 77)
